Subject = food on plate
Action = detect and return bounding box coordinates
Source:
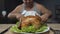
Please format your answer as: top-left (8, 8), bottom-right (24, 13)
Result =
top-left (18, 15), bottom-right (42, 30)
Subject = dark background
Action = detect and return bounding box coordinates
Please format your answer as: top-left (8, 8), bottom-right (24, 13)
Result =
top-left (0, 0), bottom-right (60, 24)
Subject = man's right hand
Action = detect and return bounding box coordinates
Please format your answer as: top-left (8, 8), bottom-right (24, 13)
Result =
top-left (16, 14), bottom-right (24, 20)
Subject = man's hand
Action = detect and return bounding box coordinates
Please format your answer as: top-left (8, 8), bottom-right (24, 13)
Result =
top-left (16, 14), bottom-right (24, 20)
top-left (40, 14), bottom-right (48, 22)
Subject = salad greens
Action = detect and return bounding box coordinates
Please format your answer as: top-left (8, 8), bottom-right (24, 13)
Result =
top-left (10, 22), bottom-right (47, 33)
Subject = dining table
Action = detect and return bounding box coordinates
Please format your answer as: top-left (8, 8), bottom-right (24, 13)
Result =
top-left (0, 23), bottom-right (60, 34)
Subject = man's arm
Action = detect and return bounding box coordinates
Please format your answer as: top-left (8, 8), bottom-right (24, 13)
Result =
top-left (37, 4), bottom-right (52, 22)
top-left (8, 5), bottom-right (22, 19)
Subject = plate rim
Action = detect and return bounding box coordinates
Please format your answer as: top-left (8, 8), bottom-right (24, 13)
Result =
top-left (10, 25), bottom-right (50, 33)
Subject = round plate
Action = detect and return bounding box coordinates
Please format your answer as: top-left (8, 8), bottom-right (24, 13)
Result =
top-left (10, 25), bottom-right (50, 34)
top-left (35, 26), bottom-right (50, 33)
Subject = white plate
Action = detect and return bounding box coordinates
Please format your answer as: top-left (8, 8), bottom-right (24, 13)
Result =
top-left (35, 26), bottom-right (50, 33)
top-left (11, 26), bottom-right (50, 34)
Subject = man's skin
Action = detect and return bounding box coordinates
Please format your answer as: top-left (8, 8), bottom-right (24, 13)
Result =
top-left (8, 0), bottom-right (51, 22)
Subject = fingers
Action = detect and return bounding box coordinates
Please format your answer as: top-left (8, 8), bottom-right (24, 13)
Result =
top-left (40, 16), bottom-right (48, 22)
top-left (16, 14), bottom-right (24, 20)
